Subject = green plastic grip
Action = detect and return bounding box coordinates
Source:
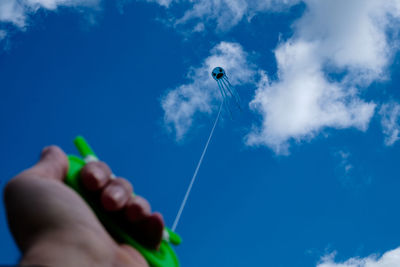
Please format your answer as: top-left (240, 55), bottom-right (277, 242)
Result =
top-left (74, 136), bottom-right (97, 159)
top-left (65, 136), bottom-right (180, 267)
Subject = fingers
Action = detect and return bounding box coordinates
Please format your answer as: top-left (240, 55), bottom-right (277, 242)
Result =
top-left (17, 146), bottom-right (69, 182)
top-left (81, 162), bottom-right (132, 211)
top-left (79, 161), bottom-right (164, 249)
top-left (125, 196), bottom-right (151, 222)
top-left (101, 178), bottom-right (133, 211)
top-left (80, 162), bottom-right (112, 191)
top-left (130, 213), bottom-right (165, 249)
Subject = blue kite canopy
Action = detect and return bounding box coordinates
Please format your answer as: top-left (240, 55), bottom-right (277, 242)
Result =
top-left (211, 67), bottom-right (242, 115)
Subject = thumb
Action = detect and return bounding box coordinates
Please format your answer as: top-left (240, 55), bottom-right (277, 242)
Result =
top-left (4, 146), bottom-right (69, 251)
top-left (22, 146), bottom-right (69, 181)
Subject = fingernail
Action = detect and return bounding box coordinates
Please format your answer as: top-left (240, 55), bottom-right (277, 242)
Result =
top-left (92, 167), bottom-right (108, 186)
top-left (109, 186), bottom-right (125, 203)
top-left (42, 146), bottom-right (51, 152)
top-left (40, 146), bottom-right (52, 159)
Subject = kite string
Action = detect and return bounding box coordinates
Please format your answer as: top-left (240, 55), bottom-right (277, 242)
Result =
top-left (171, 101), bottom-right (224, 232)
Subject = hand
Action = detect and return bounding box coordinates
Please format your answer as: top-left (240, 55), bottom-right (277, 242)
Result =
top-left (4, 146), bottom-right (164, 267)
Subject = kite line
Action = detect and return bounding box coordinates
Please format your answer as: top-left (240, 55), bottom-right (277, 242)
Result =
top-left (171, 101), bottom-right (224, 232)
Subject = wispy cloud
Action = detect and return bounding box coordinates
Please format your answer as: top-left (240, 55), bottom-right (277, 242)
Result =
top-left (379, 102), bottom-right (400, 146)
top-left (317, 248), bottom-right (400, 267)
top-left (0, 30), bottom-right (6, 39)
top-left (161, 41), bottom-right (256, 140)
top-left (173, 0), bottom-right (301, 32)
top-left (336, 150), bottom-right (353, 175)
top-left (144, 0), bottom-right (173, 8)
top-left (332, 149), bottom-right (372, 189)
top-left (0, 0), bottom-right (100, 29)
top-left (143, 0), bottom-right (301, 31)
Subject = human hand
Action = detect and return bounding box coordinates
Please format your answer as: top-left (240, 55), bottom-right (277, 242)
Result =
top-left (4, 146), bottom-right (164, 267)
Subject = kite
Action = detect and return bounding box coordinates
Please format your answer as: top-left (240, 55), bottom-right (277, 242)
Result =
top-left (211, 66), bottom-right (242, 116)
top-left (172, 67), bottom-right (241, 232)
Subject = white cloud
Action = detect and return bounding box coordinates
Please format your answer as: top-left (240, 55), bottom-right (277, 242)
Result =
top-left (246, 40), bottom-right (376, 154)
top-left (0, 0), bottom-right (100, 28)
top-left (317, 248), bottom-right (400, 267)
top-left (246, 0), bottom-right (400, 154)
top-left (295, 0), bottom-right (400, 84)
top-left (379, 102), bottom-right (400, 146)
top-left (161, 41), bottom-right (256, 139)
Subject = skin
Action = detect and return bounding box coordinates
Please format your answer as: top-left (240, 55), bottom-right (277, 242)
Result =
top-left (4, 146), bottom-right (164, 267)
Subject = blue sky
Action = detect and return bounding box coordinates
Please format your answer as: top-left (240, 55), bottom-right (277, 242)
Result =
top-left (1, 0), bottom-right (400, 266)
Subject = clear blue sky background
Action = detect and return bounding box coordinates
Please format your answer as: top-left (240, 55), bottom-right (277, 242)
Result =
top-left (1, 1), bottom-right (400, 266)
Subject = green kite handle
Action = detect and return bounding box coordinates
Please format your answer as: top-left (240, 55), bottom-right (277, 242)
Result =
top-left (65, 136), bottom-right (181, 267)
